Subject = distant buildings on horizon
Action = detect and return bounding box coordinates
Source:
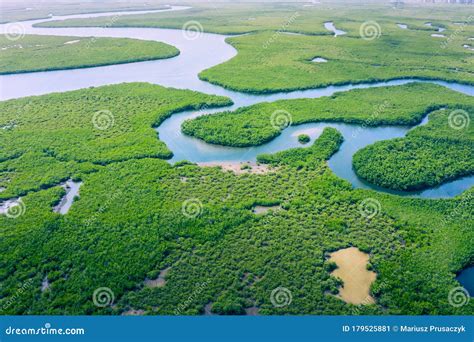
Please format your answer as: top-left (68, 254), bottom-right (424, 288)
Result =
top-left (400, 0), bottom-right (472, 3)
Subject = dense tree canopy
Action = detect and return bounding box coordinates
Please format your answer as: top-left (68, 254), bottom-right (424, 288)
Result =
top-left (1, 84), bottom-right (472, 316)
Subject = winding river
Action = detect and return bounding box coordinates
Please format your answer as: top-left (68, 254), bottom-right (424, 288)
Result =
top-left (0, 7), bottom-right (473, 199)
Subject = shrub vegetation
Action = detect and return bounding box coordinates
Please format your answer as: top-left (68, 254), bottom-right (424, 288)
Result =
top-left (0, 35), bottom-right (179, 75)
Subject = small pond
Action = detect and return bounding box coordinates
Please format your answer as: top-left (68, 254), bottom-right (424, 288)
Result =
top-left (456, 266), bottom-right (474, 296)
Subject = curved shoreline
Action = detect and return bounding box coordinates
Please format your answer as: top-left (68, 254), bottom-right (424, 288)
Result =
top-left (0, 52), bottom-right (180, 76)
top-left (198, 73), bottom-right (474, 95)
top-left (0, 6), bottom-right (175, 25)
top-left (1, 10), bottom-right (473, 199)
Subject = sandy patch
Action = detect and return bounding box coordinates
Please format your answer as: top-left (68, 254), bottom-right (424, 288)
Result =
top-left (41, 277), bottom-right (50, 292)
top-left (53, 180), bottom-right (82, 215)
top-left (204, 302), bottom-right (215, 315)
top-left (245, 306), bottom-right (260, 315)
top-left (252, 205), bottom-right (281, 215)
top-left (144, 267), bottom-right (171, 288)
top-left (0, 198), bottom-right (22, 216)
top-left (1, 45), bottom-right (22, 50)
top-left (329, 247), bottom-right (376, 305)
top-left (198, 161), bottom-right (275, 175)
top-left (64, 40), bottom-right (81, 45)
top-left (122, 309), bottom-right (145, 316)
top-left (1, 123), bottom-right (17, 130)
